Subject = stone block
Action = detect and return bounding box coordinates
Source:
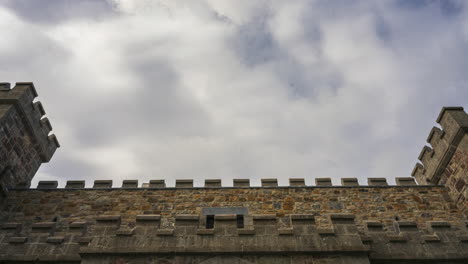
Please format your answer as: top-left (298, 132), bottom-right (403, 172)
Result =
top-left (233, 179), bottom-right (250, 187)
top-left (315, 178), bottom-right (332, 186)
top-left (278, 227), bottom-right (294, 235)
top-left (175, 179), bottom-right (193, 188)
top-left (47, 236), bottom-right (65, 243)
top-left (93, 180), bottom-right (112, 189)
top-left (116, 229), bottom-right (134, 236)
top-left (197, 229), bottom-right (214, 235)
top-left (289, 178), bottom-right (305, 186)
top-left (395, 177), bottom-right (417, 186)
top-left (238, 228), bottom-right (255, 235)
top-left (2, 223), bottom-right (21, 229)
top-left (37, 181), bottom-right (58, 189)
top-left (78, 237), bottom-right (92, 245)
top-left (317, 228), bottom-right (335, 236)
top-left (136, 215), bottom-right (161, 221)
top-left (253, 214), bottom-right (276, 221)
top-left (215, 214), bottom-right (237, 221)
top-left (69, 222), bottom-right (87, 228)
top-left (368, 178), bottom-right (388, 186)
top-left (205, 179), bottom-right (222, 187)
top-left (341, 178), bottom-right (359, 186)
top-left (32, 222), bottom-right (55, 230)
top-left (261, 178), bottom-right (278, 187)
top-left (65, 180), bottom-right (85, 189)
top-left (175, 214), bottom-right (199, 221)
top-left (122, 180), bottom-right (138, 188)
top-left (9, 237), bottom-right (27, 243)
top-left (156, 229), bottom-right (174, 236)
top-left (96, 215), bottom-right (121, 222)
top-left (387, 234), bottom-right (408, 242)
top-left (422, 234), bottom-right (441, 242)
top-left (149, 180), bottom-right (165, 188)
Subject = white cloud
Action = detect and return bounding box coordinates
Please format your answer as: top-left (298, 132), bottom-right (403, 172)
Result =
top-left (0, 0), bottom-right (467, 187)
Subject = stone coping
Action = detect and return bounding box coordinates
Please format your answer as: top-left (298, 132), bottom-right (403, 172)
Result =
top-left (13, 185), bottom-right (444, 191)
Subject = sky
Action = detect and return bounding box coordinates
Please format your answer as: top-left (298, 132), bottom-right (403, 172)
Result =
top-left (1, 0), bottom-right (467, 187)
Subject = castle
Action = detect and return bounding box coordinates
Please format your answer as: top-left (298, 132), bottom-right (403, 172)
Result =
top-left (0, 82), bottom-right (467, 263)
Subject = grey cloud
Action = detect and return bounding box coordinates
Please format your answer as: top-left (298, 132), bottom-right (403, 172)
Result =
top-left (395, 0), bottom-right (464, 16)
top-left (1, 0), bottom-right (117, 24)
top-left (1, 0), bottom-right (467, 186)
top-left (71, 58), bottom-right (212, 146)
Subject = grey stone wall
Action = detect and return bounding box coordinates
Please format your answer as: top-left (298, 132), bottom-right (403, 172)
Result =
top-left (0, 82), bottom-right (59, 195)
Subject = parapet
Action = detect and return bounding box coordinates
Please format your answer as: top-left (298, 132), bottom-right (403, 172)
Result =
top-left (0, 82), bottom-right (59, 190)
top-left (28, 177), bottom-right (421, 189)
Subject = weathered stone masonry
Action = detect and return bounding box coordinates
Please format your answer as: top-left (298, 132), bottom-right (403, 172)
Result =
top-left (0, 82), bottom-right (467, 263)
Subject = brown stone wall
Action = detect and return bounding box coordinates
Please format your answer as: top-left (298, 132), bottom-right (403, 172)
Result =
top-left (1, 186), bottom-right (467, 263)
top-left (439, 134), bottom-right (468, 217)
top-left (2, 186), bottom-right (465, 228)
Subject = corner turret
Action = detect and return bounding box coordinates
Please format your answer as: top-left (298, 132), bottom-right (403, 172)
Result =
top-left (0, 82), bottom-right (59, 194)
top-left (412, 107), bottom-right (468, 216)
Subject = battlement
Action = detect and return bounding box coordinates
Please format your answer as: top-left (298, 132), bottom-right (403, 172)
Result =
top-left (0, 82), bottom-right (59, 191)
top-left (412, 107), bottom-right (468, 216)
top-left (27, 177), bottom-right (422, 189)
top-left (412, 107), bottom-right (468, 183)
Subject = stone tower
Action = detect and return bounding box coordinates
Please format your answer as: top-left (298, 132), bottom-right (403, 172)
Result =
top-left (412, 107), bottom-right (468, 216)
top-left (0, 82), bottom-right (59, 195)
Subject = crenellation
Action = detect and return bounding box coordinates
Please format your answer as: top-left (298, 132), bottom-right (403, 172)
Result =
top-left (395, 177), bottom-right (416, 185)
top-left (175, 179), bottom-right (193, 188)
top-left (149, 179), bottom-right (165, 188)
top-left (122, 180), bottom-right (138, 188)
top-left (427, 126), bottom-right (444, 147)
top-left (36, 180), bottom-right (58, 189)
top-left (65, 180), bottom-right (85, 189)
top-left (289, 178), bottom-right (305, 186)
top-left (93, 180), bottom-right (112, 189)
top-left (418, 145), bottom-right (434, 165)
top-left (261, 178), bottom-right (278, 187)
top-left (368, 177), bottom-right (388, 186)
top-left (315, 178), bottom-right (332, 186)
top-left (204, 179), bottom-right (221, 187)
top-left (0, 83), bottom-right (11, 90)
top-left (39, 117), bottom-right (52, 136)
top-left (341, 178), bottom-right (359, 186)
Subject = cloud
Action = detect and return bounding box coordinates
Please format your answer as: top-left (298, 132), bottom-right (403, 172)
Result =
top-left (1, 0), bottom-right (467, 187)
top-left (1, 0), bottom-right (116, 24)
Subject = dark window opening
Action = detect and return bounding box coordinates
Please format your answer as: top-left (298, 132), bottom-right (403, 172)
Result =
top-left (236, 214), bottom-right (244, 228)
top-left (206, 215), bottom-right (214, 229)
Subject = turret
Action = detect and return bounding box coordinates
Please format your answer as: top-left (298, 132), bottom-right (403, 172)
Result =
top-left (412, 107), bottom-right (468, 216)
top-left (0, 82), bottom-right (59, 194)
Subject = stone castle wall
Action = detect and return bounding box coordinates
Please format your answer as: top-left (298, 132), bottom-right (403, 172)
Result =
top-left (1, 183), bottom-right (467, 263)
